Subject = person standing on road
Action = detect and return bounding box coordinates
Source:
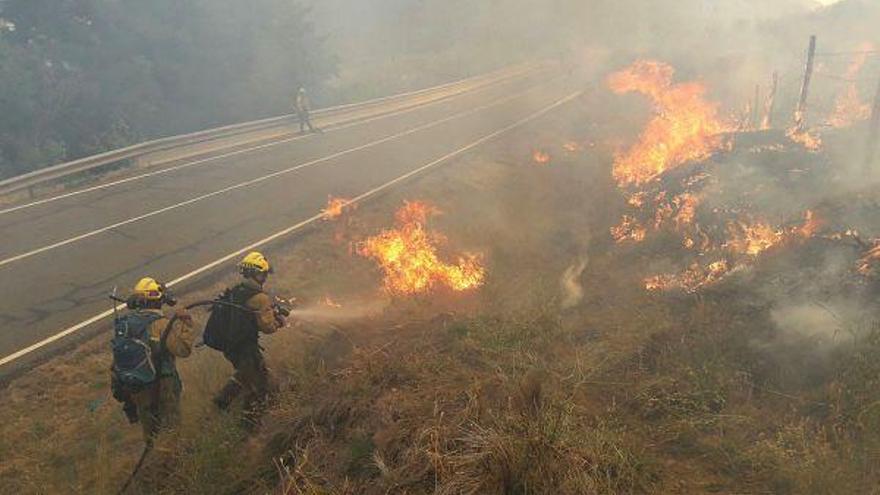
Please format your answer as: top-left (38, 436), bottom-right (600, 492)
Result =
top-left (111, 277), bottom-right (194, 445)
top-left (212, 252), bottom-right (286, 427)
top-left (295, 86), bottom-right (319, 134)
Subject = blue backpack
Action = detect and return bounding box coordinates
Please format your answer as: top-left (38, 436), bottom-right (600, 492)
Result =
top-left (111, 312), bottom-right (165, 389)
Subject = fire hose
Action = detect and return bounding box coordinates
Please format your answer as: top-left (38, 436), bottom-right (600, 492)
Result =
top-left (114, 296), bottom-right (291, 494)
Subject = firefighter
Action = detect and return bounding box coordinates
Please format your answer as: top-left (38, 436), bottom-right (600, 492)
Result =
top-left (111, 277), bottom-right (194, 444)
top-left (295, 86), bottom-right (318, 133)
top-left (212, 251), bottom-right (286, 426)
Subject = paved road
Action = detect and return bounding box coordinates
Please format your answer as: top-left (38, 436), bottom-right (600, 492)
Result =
top-left (0, 66), bottom-right (583, 372)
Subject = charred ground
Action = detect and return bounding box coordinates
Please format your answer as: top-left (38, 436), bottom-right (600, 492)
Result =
top-left (3, 65), bottom-right (880, 494)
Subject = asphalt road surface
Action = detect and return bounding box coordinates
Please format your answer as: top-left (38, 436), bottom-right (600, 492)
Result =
top-left (0, 65), bottom-right (584, 374)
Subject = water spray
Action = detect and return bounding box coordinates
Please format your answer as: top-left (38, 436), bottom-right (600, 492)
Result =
top-left (287, 298), bottom-right (388, 323)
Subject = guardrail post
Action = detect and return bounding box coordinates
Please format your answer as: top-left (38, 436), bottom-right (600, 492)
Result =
top-left (27, 186), bottom-right (35, 200)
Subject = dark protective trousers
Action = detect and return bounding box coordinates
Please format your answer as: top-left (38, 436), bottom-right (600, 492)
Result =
top-left (130, 375), bottom-right (182, 444)
top-left (214, 346), bottom-right (274, 422)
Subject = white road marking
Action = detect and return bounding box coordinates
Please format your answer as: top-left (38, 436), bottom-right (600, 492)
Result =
top-left (0, 67), bottom-right (536, 216)
top-left (0, 90), bottom-right (581, 368)
top-left (0, 82), bottom-right (550, 269)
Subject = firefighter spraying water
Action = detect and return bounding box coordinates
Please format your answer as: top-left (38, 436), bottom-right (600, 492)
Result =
top-left (203, 252), bottom-right (290, 427)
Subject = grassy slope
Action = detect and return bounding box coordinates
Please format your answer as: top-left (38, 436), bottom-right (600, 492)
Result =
top-left (2, 87), bottom-right (880, 494)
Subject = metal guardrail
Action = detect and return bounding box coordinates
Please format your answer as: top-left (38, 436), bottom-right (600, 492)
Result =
top-left (0, 64), bottom-right (535, 199)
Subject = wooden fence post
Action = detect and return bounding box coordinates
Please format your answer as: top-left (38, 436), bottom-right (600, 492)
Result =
top-left (794, 35), bottom-right (817, 131)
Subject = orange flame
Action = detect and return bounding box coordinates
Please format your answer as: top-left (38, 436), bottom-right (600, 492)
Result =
top-left (322, 196), bottom-right (351, 220)
top-left (827, 43), bottom-right (875, 128)
top-left (627, 192), bottom-right (647, 208)
top-left (630, 191), bottom-right (703, 236)
top-left (359, 201), bottom-right (485, 295)
top-left (724, 219), bottom-right (784, 257)
top-left (605, 62), bottom-right (834, 294)
top-left (794, 209), bottom-right (822, 238)
top-left (858, 244), bottom-right (880, 276)
top-left (646, 210), bottom-right (821, 292)
top-left (533, 150), bottom-right (551, 165)
top-left (725, 211), bottom-right (820, 258)
top-left (784, 44), bottom-right (874, 148)
top-left (828, 87), bottom-right (870, 128)
top-left (786, 127), bottom-right (823, 152)
top-left (611, 215), bottom-right (647, 243)
top-left (608, 60), bottom-right (732, 186)
top-left (645, 260), bottom-right (732, 293)
top-left (673, 193), bottom-right (701, 230)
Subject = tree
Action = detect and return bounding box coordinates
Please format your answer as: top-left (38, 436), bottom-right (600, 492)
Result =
top-left (0, 0), bottom-right (334, 178)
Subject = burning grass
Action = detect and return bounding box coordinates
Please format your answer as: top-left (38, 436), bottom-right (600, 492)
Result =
top-left (358, 200), bottom-right (485, 295)
top-left (786, 126), bottom-right (823, 152)
top-left (322, 195), bottom-right (353, 220)
top-left (606, 85), bottom-right (873, 294)
top-left (608, 60), bottom-right (733, 187)
top-left (600, 58), bottom-right (880, 293)
top-left (827, 42), bottom-right (876, 129)
top-left (5, 64), bottom-right (880, 495)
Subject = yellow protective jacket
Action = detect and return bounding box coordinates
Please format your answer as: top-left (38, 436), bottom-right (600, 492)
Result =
top-left (241, 278), bottom-right (281, 335)
top-left (141, 308), bottom-right (195, 362)
top-left (127, 309), bottom-right (194, 440)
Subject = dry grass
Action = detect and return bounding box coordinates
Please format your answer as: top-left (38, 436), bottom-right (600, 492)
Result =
top-left (3, 93), bottom-right (880, 494)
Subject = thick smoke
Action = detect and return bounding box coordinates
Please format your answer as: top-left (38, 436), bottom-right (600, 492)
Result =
top-left (308, 0), bottom-right (853, 100)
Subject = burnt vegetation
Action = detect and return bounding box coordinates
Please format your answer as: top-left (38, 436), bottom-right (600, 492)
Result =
top-left (5, 0), bottom-right (880, 494)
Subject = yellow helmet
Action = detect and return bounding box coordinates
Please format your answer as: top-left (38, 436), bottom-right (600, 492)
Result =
top-left (239, 251), bottom-right (272, 274)
top-left (133, 277), bottom-right (164, 301)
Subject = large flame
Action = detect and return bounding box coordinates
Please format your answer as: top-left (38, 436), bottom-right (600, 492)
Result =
top-left (603, 62), bottom-right (846, 294)
top-left (827, 43), bottom-right (875, 128)
top-left (608, 60), bottom-right (732, 186)
top-left (359, 201), bottom-right (485, 295)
